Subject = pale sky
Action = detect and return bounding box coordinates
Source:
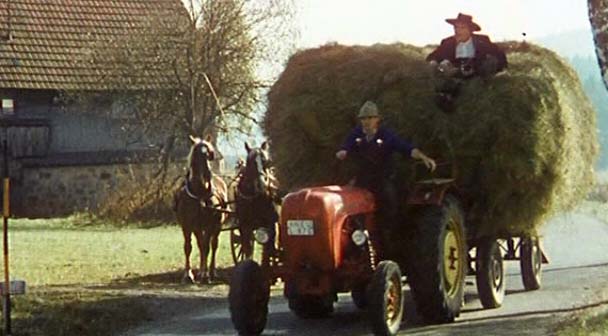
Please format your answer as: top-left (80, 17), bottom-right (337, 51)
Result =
top-left (296, 1), bottom-right (592, 47)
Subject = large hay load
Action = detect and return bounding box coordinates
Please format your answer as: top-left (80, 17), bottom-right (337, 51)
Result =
top-left (264, 42), bottom-right (598, 238)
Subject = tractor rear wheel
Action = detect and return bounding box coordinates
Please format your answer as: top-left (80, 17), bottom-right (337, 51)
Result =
top-left (407, 195), bottom-right (467, 323)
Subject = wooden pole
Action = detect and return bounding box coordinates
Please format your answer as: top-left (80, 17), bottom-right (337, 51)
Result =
top-left (2, 139), bottom-right (11, 336)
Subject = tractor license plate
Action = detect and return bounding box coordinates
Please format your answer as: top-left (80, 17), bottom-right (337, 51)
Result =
top-left (287, 220), bottom-right (314, 236)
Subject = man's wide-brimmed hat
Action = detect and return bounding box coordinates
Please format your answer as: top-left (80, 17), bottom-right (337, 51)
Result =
top-left (446, 13), bottom-right (481, 32)
top-left (358, 101), bottom-right (380, 118)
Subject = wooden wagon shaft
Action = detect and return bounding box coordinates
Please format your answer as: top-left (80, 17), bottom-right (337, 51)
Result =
top-left (199, 205), bottom-right (236, 214)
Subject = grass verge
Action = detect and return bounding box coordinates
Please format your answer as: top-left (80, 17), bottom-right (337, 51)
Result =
top-left (555, 310), bottom-right (608, 336)
top-left (1, 215), bottom-right (236, 335)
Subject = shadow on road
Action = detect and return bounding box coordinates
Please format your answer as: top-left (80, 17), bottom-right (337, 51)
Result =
top-left (84, 266), bottom-right (236, 292)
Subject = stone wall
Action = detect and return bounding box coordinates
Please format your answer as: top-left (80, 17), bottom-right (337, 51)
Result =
top-left (12, 161), bottom-right (183, 218)
top-left (0, 149), bottom-right (230, 218)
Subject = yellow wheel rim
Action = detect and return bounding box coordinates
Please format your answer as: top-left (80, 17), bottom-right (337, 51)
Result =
top-left (443, 220), bottom-right (463, 297)
top-left (385, 276), bottom-right (402, 325)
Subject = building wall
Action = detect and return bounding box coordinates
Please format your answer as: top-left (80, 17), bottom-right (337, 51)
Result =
top-left (8, 154), bottom-right (227, 218)
top-left (0, 89), bottom-right (227, 218)
top-left (0, 88), bottom-right (163, 155)
top-left (13, 161), bottom-right (185, 218)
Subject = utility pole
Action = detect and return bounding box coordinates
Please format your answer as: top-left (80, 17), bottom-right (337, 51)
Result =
top-left (2, 139), bottom-right (11, 336)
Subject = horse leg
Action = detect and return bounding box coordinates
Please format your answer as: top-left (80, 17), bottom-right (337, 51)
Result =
top-left (195, 229), bottom-right (210, 284)
top-left (241, 226), bottom-right (253, 259)
top-left (182, 228), bottom-right (195, 284)
top-left (209, 227), bottom-right (220, 282)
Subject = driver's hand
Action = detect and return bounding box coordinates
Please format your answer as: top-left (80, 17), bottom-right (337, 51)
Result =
top-left (423, 157), bottom-right (437, 172)
top-left (336, 150), bottom-right (348, 160)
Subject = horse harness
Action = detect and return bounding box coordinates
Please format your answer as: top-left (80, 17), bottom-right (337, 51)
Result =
top-left (182, 173), bottom-right (226, 212)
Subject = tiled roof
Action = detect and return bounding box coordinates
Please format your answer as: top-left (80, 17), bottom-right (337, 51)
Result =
top-left (0, 0), bottom-right (185, 90)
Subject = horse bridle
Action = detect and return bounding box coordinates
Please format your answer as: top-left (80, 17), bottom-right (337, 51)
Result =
top-left (185, 142), bottom-right (215, 203)
top-left (238, 148), bottom-right (273, 200)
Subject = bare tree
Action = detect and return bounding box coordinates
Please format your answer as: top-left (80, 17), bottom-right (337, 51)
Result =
top-left (589, 0), bottom-right (608, 89)
top-left (76, 0), bottom-right (295, 143)
top-left (68, 0), bottom-right (296, 220)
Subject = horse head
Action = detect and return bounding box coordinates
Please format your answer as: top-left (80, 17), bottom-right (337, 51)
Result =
top-left (239, 141), bottom-right (275, 198)
top-left (187, 135), bottom-right (216, 199)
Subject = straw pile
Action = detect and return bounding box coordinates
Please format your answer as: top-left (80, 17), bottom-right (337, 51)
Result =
top-left (264, 42), bottom-right (598, 237)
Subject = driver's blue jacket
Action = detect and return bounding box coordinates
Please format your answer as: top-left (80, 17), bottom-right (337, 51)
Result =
top-left (340, 125), bottom-right (415, 188)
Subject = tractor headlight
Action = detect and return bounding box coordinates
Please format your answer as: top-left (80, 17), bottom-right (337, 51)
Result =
top-left (254, 228), bottom-right (270, 244)
top-left (351, 229), bottom-right (368, 246)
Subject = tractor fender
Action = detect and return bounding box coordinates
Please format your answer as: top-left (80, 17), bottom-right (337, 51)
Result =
top-left (406, 179), bottom-right (458, 206)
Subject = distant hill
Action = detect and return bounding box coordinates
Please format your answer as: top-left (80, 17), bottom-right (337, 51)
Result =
top-left (534, 28), bottom-right (596, 58)
top-left (533, 29), bottom-right (608, 168)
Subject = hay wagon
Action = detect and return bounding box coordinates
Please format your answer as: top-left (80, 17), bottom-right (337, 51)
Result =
top-left (409, 162), bottom-right (549, 310)
top-left (227, 42), bottom-right (595, 336)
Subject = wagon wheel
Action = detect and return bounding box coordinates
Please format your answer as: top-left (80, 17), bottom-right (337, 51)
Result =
top-left (231, 227), bottom-right (256, 266)
top-left (475, 239), bottom-right (506, 309)
top-left (520, 236), bottom-right (542, 290)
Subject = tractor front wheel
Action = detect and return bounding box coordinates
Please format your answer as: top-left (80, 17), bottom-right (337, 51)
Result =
top-left (228, 260), bottom-right (270, 335)
top-left (368, 260), bottom-right (404, 336)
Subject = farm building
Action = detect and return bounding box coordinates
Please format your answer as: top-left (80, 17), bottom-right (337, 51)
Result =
top-left (0, 0), bottom-right (193, 217)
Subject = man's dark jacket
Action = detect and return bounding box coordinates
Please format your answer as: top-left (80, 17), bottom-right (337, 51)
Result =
top-left (341, 125), bottom-right (414, 190)
top-left (426, 34), bottom-right (507, 72)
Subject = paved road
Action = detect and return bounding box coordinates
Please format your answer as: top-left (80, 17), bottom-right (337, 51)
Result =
top-left (124, 213), bottom-right (608, 336)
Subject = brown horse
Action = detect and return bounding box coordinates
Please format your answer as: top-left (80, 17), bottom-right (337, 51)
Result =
top-left (235, 141), bottom-right (280, 259)
top-left (174, 136), bottom-right (227, 283)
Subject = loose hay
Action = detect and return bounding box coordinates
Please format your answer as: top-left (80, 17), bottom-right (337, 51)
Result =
top-left (264, 42), bottom-right (598, 238)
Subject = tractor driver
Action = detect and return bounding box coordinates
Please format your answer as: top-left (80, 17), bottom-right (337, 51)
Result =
top-left (335, 101), bottom-right (436, 256)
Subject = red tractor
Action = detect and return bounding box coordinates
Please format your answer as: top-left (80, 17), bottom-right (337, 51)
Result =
top-left (229, 171), bottom-right (468, 336)
top-left (228, 165), bottom-right (547, 335)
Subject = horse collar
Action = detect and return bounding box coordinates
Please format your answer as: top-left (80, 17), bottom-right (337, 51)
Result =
top-left (184, 175), bottom-right (213, 201)
top-left (184, 180), bottom-right (200, 200)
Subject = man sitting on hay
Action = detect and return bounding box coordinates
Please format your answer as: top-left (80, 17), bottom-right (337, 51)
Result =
top-left (427, 13), bottom-right (508, 111)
